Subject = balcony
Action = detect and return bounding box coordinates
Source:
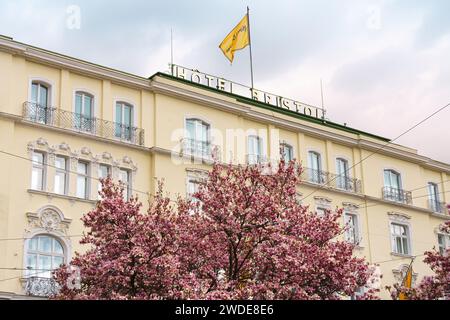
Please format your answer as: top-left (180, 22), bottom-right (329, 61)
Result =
top-left (382, 186), bottom-right (412, 205)
top-left (180, 138), bottom-right (221, 161)
top-left (22, 102), bottom-right (145, 146)
top-left (302, 168), bottom-right (362, 194)
top-left (24, 277), bottom-right (59, 298)
top-left (428, 200), bottom-right (448, 215)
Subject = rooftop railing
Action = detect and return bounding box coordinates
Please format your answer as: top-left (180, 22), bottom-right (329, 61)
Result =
top-left (22, 102), bottom-right (145, 146)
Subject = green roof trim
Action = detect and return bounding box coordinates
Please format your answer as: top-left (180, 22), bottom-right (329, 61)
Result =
top-left (151, 72), bottom-right (391, 142)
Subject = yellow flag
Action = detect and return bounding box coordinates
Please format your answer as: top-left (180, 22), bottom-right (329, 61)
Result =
top-left (399, 266), bottom-right (413, 300)
top-left (219, 14), bottom-right (250, 63)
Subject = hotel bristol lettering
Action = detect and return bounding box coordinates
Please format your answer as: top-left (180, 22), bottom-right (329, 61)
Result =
top-left (171, 64), bottom-right (326, 120)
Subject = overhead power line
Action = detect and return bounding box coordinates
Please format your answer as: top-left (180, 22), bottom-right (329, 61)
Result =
top-left (300, 102), bottom-right (450, 202)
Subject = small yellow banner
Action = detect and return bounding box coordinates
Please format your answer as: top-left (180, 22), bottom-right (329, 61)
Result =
top-left (219, 14), bottom-right (250, 63)
top-left (399, 266), bottom-right (413, 300)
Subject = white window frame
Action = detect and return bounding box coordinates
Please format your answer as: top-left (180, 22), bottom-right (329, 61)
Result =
top-left (390, 222), bottom-right (411, 256)
top-left (28, 77), bottom-right (54, 107)
top-left (31, 151), bottom-right (46, 191)
top-left (25, 234), bottom-right (65, 279)
top-left (308, 150), bottom-right (323, 184)
top-left (76, 160), bottom-right (90, 199)
top-left (437, 233), bottom-right (450, 256)
top-left (74, 91), bottom-right (95, 132)
top-left (336, 157), bottom-right (350, 190)
top-left (427, 182), bottom-right (441, 212)
top-left (119, 168), bottom-right (131, 200)
top-left (97, 163), bottom-right (111, 198)
top-left (247, 135), bottom-right (264, 165)
top-left (280, 142), bottom-right (294, 163)
top-left (54, 155), bottom-right (69, 195)
top-left (344, 211), bottom-right (360, 245)
top-left (186, 169), bottom-right (208, 204)
top-left (114, 100), bottom-right (135, 141)
top-left (185, 118), bottom-right (211, 157)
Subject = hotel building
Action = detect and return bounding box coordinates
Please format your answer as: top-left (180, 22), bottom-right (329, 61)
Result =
top-left (0, 35), bottom-right (448, 299)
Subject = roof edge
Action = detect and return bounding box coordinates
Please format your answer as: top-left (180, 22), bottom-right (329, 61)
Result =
top-left (150, 72), bottom-right (391, 142)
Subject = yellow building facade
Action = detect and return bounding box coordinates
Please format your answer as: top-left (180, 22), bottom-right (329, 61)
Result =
top-left (0, 35), bottom-right (448, 299)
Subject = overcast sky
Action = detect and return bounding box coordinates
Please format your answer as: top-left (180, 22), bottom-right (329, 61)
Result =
top-left (1, 0), bottom-right (449, 163)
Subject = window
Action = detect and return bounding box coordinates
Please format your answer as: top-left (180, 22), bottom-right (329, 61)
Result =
top-left (344, 212), bottom-right (359, 245)
top-left (76, 161), bottom-right (89, 199)
top-left (248, 135), bottom-right (263, 164)
top-left (185, 118), bottom-right (210, 157)
top-left (75, 92), bottom-right (94, 132)
top-left (336, 158), bottom-right (350, 190)
top-left (308, 151), bottom-right (323, 184)
top-left (119, 169), bottom-right (131, 200)
top-left (384, 169), bottom-right (403, 202)
top-left (115, 102), bottom-right (133, 141)
top-left (25, 235), bottom-right (64, 278)
top-left (391, 223), bottom-right (410, 255)
top-left (384, 169), bottom-right (402, 189)
top-left (31, 151), bottom-right (46, 191)
top-left (351, 287), bottom-right (365, 300)
top-left (187, 176), bottom-right (202, 202)
top-left (280, 143), bottom-right (294, 163)
top-left (428, 183), bottom-right (441, 212)
top-left (54, 156), bottom-right (68, 195)
top-left (438, 234), bottom-right (449, 256)
top-left (316, 207), bottom-right (327, 216)
top-left (30, 82), bottom-right (50, 124)
top-left (98, 164), bottom-right (111, 196)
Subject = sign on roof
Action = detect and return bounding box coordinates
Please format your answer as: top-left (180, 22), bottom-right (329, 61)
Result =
top-left (170, 64), bottom-right (326, 120)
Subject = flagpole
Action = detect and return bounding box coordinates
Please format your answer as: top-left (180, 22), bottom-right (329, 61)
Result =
top-left (247, 6), bottom-right (254, 89)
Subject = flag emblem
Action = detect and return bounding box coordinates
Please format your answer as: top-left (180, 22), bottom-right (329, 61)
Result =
top-left (219, 14), bottom-right (250, 63)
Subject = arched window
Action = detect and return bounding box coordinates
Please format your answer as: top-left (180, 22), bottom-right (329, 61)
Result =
top-left (115, 102), bottom-right (134, 141)
top-left (25, 235), bottom-right (65, 279)
top-left (427, 182), bottom-right (441, 212)
top-left (308, 151), bottom-right (323, 183)
top-left (75, 91), bottom-right (94, 132)
top-left (185, 118), bottom-right (211, 158)
top-left (280, 142), bottom-right (294, 163)
top-left (384, 169), bottom-right (402, 189)
top-left (383, 169), bottom-right (404, 202)
top-left (336, 158), bottom-right (350, 190)
top-left (30, 81), bottom-right (51, 124)
top-left (247, 135), bottom-right (263, 164)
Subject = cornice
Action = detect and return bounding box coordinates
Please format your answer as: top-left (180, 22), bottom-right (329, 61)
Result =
top-left (0, 38), bottom-right (150, 91)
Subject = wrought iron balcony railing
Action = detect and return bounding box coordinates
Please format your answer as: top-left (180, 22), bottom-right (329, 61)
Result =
top-left (180, 138), bottom-right (221, 160)
top-left (25, 277), bottom-right (59, 298)
top-left (301, 168), bottom-right (363, 194)
top-left (22, 102), bottom-right (145, 146)
top-left (428, 200), bottom-right (448, 215)
top-left (382, 186), bottom-right (412, 205)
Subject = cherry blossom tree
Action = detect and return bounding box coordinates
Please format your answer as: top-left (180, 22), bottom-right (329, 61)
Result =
top-left (53, 161), bottom-right (378, 300)
top-left (388, 219), bottom-right (450, 300)
top-left (175, 160), bottom-right (379, 299)
top-left (53, 177), bottom-right (182, 299)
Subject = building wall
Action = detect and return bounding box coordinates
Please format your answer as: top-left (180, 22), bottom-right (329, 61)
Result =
top-left (0, 37), bottom-right (449, 299)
